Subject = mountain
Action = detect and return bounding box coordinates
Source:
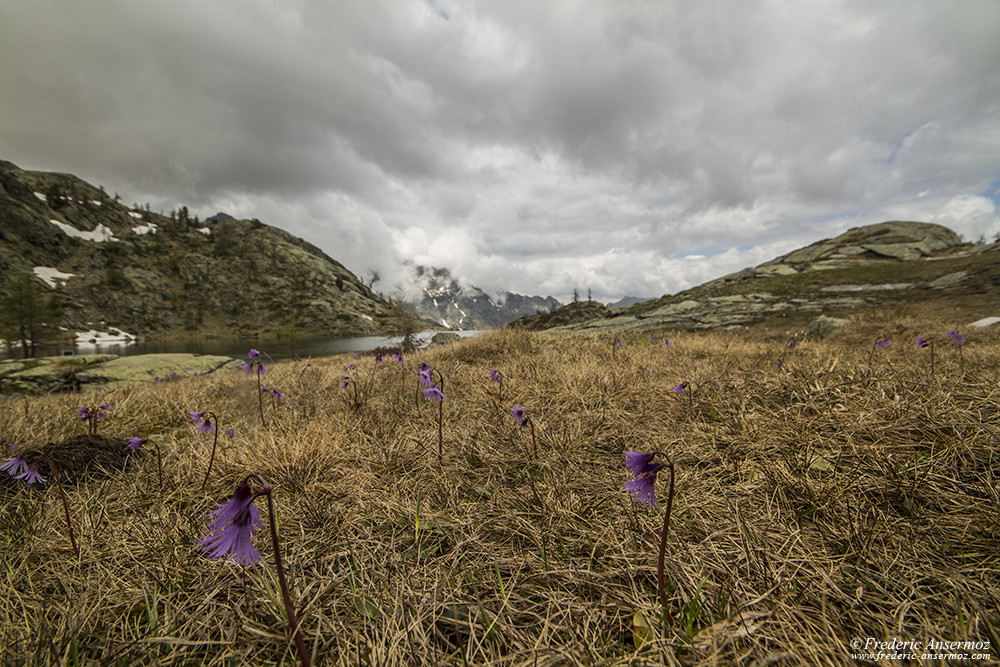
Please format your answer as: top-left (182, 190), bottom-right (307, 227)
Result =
top-left (510, 221), bottom-right (1000, 333)
top-left (0, 160), bottom-right (395, 341)
top-left (607, 295), bottom-right (652, 309)
top-left (410, 266), bottom-right (560, 329)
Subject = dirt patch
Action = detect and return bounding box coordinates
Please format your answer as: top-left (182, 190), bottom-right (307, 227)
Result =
top-left (2, 434), bottom-right (140, 488)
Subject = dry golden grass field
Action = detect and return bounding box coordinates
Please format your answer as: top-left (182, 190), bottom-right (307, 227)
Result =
top-left (2, 309), bottom-right (999, 666)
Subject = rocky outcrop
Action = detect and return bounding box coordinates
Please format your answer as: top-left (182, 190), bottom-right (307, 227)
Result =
top-left (0, 352), bottom-right (240, 394)
top-left (541, 222), bottom-right (997, 334)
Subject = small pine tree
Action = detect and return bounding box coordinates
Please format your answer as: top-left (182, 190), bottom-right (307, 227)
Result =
top-left (0, 274), bottom-right (63, 358)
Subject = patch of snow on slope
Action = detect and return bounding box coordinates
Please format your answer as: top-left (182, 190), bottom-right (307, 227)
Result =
top-left (132, 222), bottom-right (158, 235)
top-left (33, 266), bottom-right (75, 288)
top-left (75, 328), bottom-right (137, 345)
top-left (128, 211), bottom-right (143, 219)
top-left (49, 219), bottom-right (118, 242)
top-left (196, 227), bottom-right (211, 235)
top-left (34, 191), bottom-right (47, 202)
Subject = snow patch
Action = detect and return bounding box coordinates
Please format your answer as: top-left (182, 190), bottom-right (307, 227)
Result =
top-left (196, 227), bottom-right (211, 235)
top-left (132, 223), bottom-right (158, 235)
top-left (49, 219), bottom-right (118, 242)
top-left (128, 211), bottom-right (143, 219)
top-left (970, 316), bottom-right (1000, 328)
top-left (34, 191), bottom-right (47, 202)
top-left (74, 328), bottom-right (137, 346)
top-left (361, 315), bottom-right (373, 321)
top-left (89, 200), bottom-right (103, 207)
top-left (33, 266), bottom-right (75, 288)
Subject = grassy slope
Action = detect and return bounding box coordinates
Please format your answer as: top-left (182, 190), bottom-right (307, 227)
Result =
top-left (1, 309), bottom-right (999, 665)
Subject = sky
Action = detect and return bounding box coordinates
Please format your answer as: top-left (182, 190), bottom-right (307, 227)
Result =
top-left (2, 0), bottom-right (999, 304)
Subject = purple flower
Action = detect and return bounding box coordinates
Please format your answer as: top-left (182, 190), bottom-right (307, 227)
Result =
top-left (422, 385), bottom-right (446, 403)
top-left (240, 363), bottom-right (253, 373)
top-left (1, 454), bottom-right (29, 479)
top-left (392, 353), bottom-right (403, 364)
top-left (418, 363), bottom-right (433, 388)
top-left (663, 338), bottom-right (671, 346)
top-left (787, 340), bottom-right (799, 350)
top-left (672, 382), bottom-right (689, 395)
top-left (340, 376), bottom-right (350, 389)
top-left (374, 353), bottom-right (384, 364)
top-left (19, 465), bottom-right (45, 485)
top-left (947, 329), bottom-right (966, 345)
top-left (346, 364), bottom-right (356, 371)
top-left (78, 407), bottom-right (91, 422)
top-left (352, 354), bottom-right (359, 360)
top-left (489, 368), bottom-right (502, 384)
top-left (916, 337), bottom-right (929, 348)
top-left (248, 349), bottom-right (260, 360)
top-left (874, 339), bottom-right (893, 349)
top-left (198, 481), bottom-right (262, 566)
top-left (615, 339), bottom-right (623, 346)
top-left (197, 419), bottom-right (215, 434)
top-left (511, 405), bottom-right (527, 426)
top-left (270, 390), bottom-right (286, 399)
top-left (127, 437), bottom-right (147, 450)
top-left (623, 451), bottom-right (665, 507)
top-left (225, 428), bottom-right (235, 438)
top-left (649, 334), bottom-right (656, 342)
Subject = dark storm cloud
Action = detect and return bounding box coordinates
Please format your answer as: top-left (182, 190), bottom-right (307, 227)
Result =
top-left (1, 0), bottom-right (998, 302)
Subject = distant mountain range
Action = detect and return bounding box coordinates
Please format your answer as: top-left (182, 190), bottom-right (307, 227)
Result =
top-left (408, 266), bottom-right (561, 330)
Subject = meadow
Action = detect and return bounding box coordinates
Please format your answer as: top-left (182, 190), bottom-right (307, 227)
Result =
top-left (1, 310), bottom-right (999, 666)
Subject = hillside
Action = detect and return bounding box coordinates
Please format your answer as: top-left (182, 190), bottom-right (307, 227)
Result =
top-left (516, 221), bottom-right (1000, 334)
top-left (0, 160), bottom-right (395, 342)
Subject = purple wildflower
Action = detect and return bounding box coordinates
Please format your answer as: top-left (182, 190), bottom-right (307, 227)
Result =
top-left (340, 376), bottom-right (350, 389)
top-left (916, 337), bottom-right (929, 348)
top-left (1, 454), bottom-right (29, 479)
top-left (422, 385), bottom-right (446, 403)
top-left (489, 368), bottom-right (502, 384)
top-left (374, 353), bottom-right (384, 364)
top-left (392, 353), bottom-right (403, 364)
top-left (663, 338), bottom-right (671, 346)
top-left (189, 410), bottom-right (205, 422)
top-left (197, 419), bottom-right (215, 434)
top-left (225, 428), bottom-right (235, 438)
top-left (874, 339), bottom-right (893, 349)
top-left (672, 382), bottom-right (689, 395)
top-left (947, 329), bottom-right (966, 345)
top-left (511, 405), bottom-right (527, 426)
top-left (198, 481), bottom-right (262, 566)
top-left (623, 451), bottom-right (665, 507)
top-left (418, 363), bottom-right (433, 387)
top-left (248, 349), bottom-right (260, 360)
top-left (127, 437), bottom-right (147, 450)
top-left (787, 340), bottom-right (799, 350)
top-left (19, 465), bottom-right (45, 485)
top-left (649, 334), bottom-right (656, 342)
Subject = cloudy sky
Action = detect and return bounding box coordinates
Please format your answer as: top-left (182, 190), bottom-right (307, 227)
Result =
top-left (2, 0), bottom-right (998, 303)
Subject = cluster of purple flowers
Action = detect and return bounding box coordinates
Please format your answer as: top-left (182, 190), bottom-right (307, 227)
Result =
top-left (240, 349), bottom-right (267, 375)
top-left (78, 404), bottom-right (110, 424)
top-left (419, 363), bottom-right (445, 402)
top-left (260, 387), bottom-right (286, 399)
top-left (1, 451), bottom-right (46, 485)
top-left (189, 411), bottom-right (216, 434)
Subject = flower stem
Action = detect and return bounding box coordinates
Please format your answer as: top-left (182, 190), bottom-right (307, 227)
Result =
top-left (200, 412), bottom-right (220, 492)
top-left (656, 458), bottom-right (675, 624)
top-left (529, 419), bottom-right (537, 460)
top-left (254, 475), bottom-right (311, 667)
top-left (29, 449), bottom-right (79, 560)
top-left (256, 367), bottom-right (266, 428)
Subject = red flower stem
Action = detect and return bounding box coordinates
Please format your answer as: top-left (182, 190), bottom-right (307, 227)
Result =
top-left (200, 412), bottom-right (220, 492)
top-left (256, 366), bottom-right (266, 428)
top-left (29, 449), bottom-right (79, 560)
top-left (254, 476), bottom-right (311, 667)
top-left (438, 400), bottom-right (444, 472)
top-left (656, 458), bottom-right (676, 624)
top-left (152, 442), bottom-right (163, 494)
top-left (529, 420), bottom-right (537, 460)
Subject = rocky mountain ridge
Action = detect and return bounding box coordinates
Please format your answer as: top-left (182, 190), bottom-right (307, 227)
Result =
top-left (512, 221), bottom-right (1000, 333)
top-left (409, 266), bottom-right (561, 329)
top-left (0, 160), bottom-right (396, 344)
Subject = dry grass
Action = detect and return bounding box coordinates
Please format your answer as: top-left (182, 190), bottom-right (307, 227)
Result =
top-left (2, 309), bottom-right (999, 666)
